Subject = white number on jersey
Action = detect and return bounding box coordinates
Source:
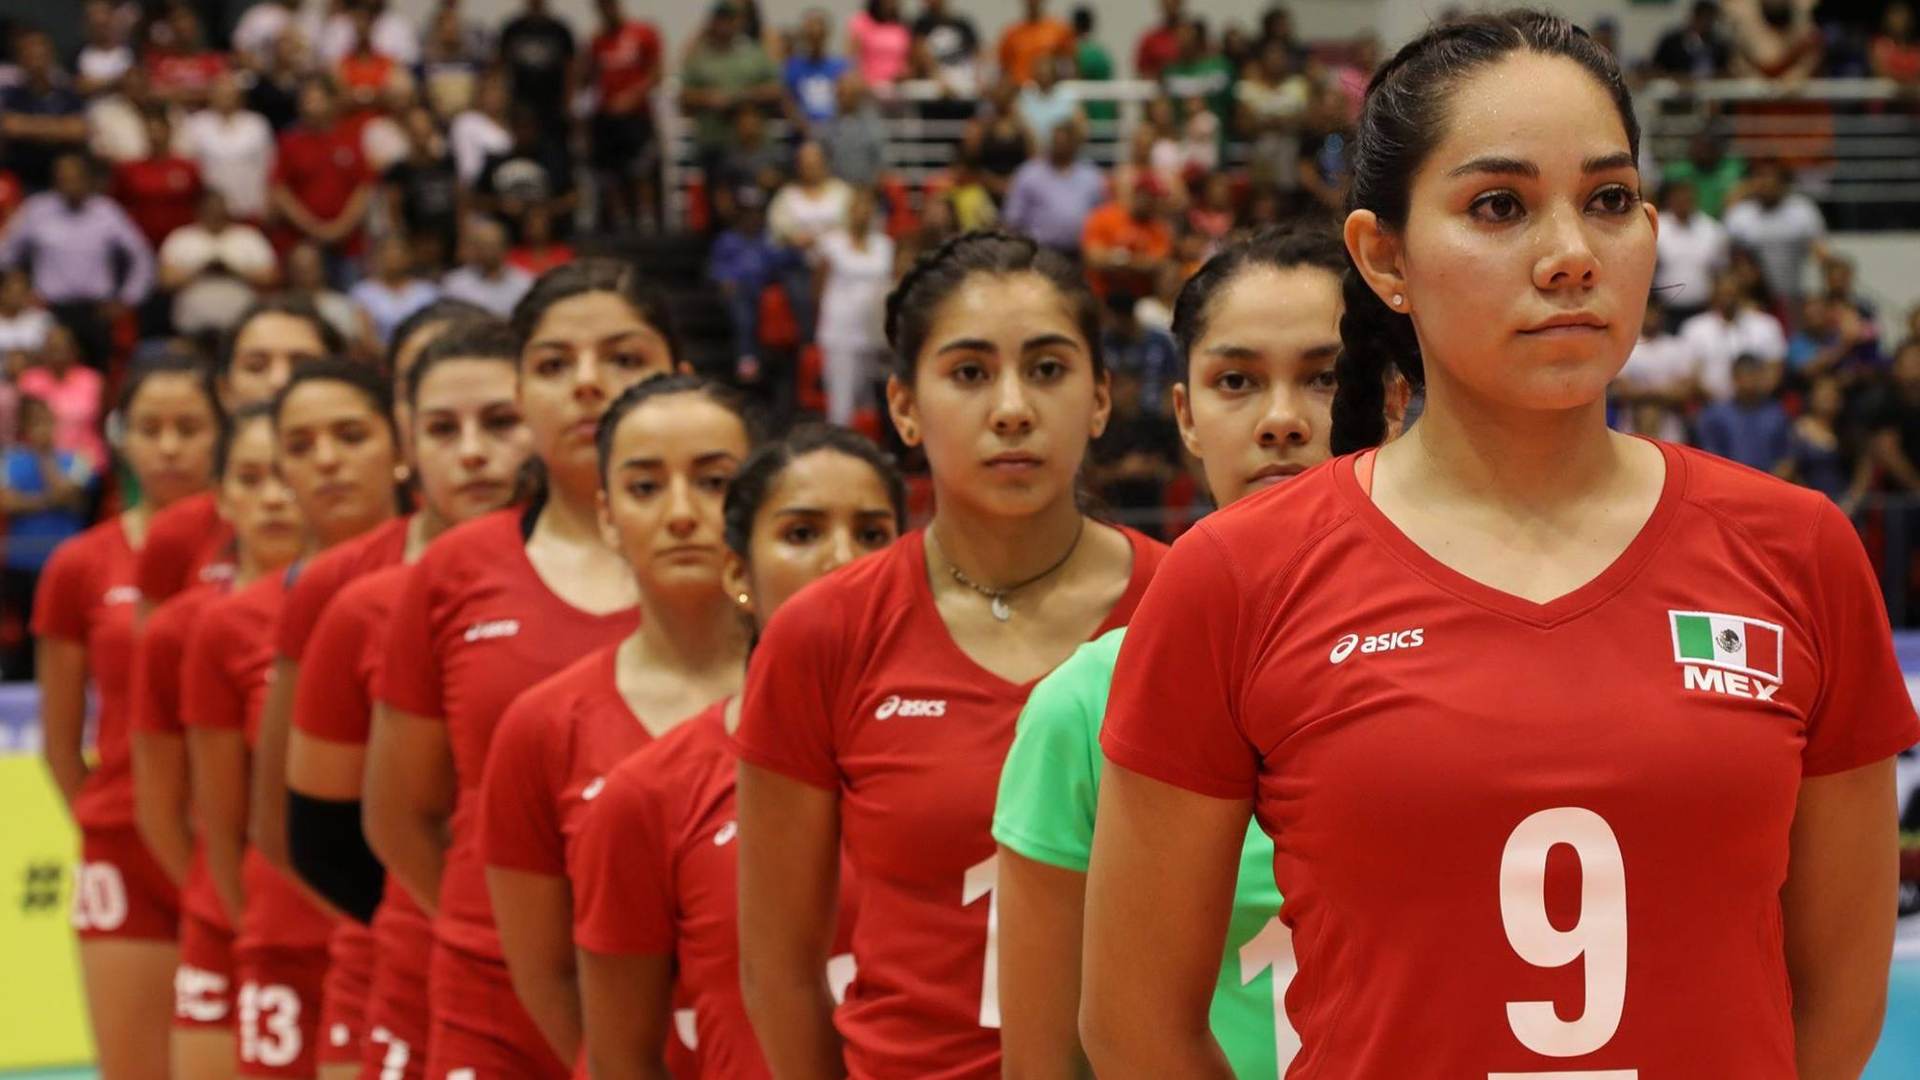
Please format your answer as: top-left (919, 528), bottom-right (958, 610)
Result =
top-left (70, 861), bottom-right (127, 932)
top-left (962, 854), bottom-right (1001, 1028)
top-left (238, 982), bottom-right (303, 1068)
top-left (1238, 914), bottom-right (1303, 1070)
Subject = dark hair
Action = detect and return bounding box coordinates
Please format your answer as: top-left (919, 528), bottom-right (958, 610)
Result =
top-left (1071, 5), bottom-right (1095, 35)
top-left (511, 257), bottom-right (681, 362)
top-left (214, 401), bottom-right (274, 478)
top-left (406, 316), bottom-right (521, 406)
top-left (1170, 224), bottom-right (1348, 382)
top-left (118, 352), bottom-right (221, 421)
top-left (218, 295), bottom-right (345, 376)
top-left (389, 297), bottom-right (487, 376)
top-left (723, 423), bottom-right (907, 557)
top-left (1329, 8), bottom-right (1638, 454)
top-left (16, 393), bottom-right (50, 436)
top-left (271, 357), bottom-right (396, 436)
top-left (883, 230), bottom-right (1103, 384)
top-left (594, 373), bottom-right (762, 483)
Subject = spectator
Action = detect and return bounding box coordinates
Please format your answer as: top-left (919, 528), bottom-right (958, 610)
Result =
top-left (337, 6), bottom-right (401, 114)
top-left (145, 6), bottom-right (228, 110)
top-left (384, 105), bottom-right (462, 268)
top-left (1662, 131), bottom-right (1746, 218)
top-left (1787, 293), bottom-right (1883, 386)
top-left (232, 0), bottom-right (299, 68)
top-left (498, 0), bottom-right (576, 124)
top-left (1723, 160), bottom-right (1826, 309)
top-left (17, 326), bottom-right (106, 473)
top-left (1017, 56), bottom-right (1085, 150)
top-left (1613, 296), bottom-right (1699, 441)
top-left (814, 188), bottom-right (894, 425)
top-left (823, 74), bottom-right (888, 189)
top-left (1328, 33), bottom-right (1380, 120)
top-left (680, 2), bottom-right (782, 178)
top-left (1257, 5), bottom-right (1312, 70)
top-left (248, 29), bottom-right (309, 133)
top-left (1653, 1), bottom-right (1732, 78)
top-left (1786, 373), bottom-right (1870, 511)
top-left (1821, 253), bottom-right (1878, 327)
top-left (1, 30), bottom-right (89, 192)
top-left (507, 205), bottom-right (573, 276)
top-left (112, 111), bottom-right (202, 251)
top-left (848, 0), bottom-right (912, 91)
top-left (1872, 2), bottom-right (1920, 84)
top-left (1072, 7), bottom-right (1116, 126)
top-left (450, 69), bottom-right (513, 187)
top-left (182, 74), bottom-right (276, 222)
top-left (1873, 340), bottom-right (1920, 498)
top-left (1082, 178), bottom-right (1173, 301)
top-left (586, 0), bottom-right (663, 232)
top-left (1681, 271), bottom-right (1788, 402)
top-left (1136, 0), bottom-right (1186, 79)
top-left (712, 105), bottom-right (790, 216)
top-left (420, 5), bottom-right (486, 118)
top-left (1002, 124), bottom-right (1106, 257)
top-left (318, 0), bottom-right (422, 66)
top-left (768, 141), bottom-right (851, 336)
top-left (270, 79), bottom-right (374, 279)
top-left (156, 190), bottom-right (278, 335)
top-left (284, 241), bottom-right (362, 344)
top-left (1236, 37), bottom-right (1312, 189)
top-left (910, 0), bottom-right (982, 110)
top-left (1134, 260), bottom-right (1184, 333)
top-left (76, 0), bottom-right (136, 96)
top-left (900, 191), bottom-right (959, 264)
top-left (475, 106), bottom-right (578, 244)
top-left (962, 80), bottom-right (1033, 202)
top-left (1695, 353), bottom-right (1791, 472)
top-left (441, 217), bottom-right (532, 317)
top-left (1187, 174), bottom-right (1235, 247)
top-left (1725, 0), bottom-right (1823, 81)
top-left (1162, 19), bottom-right (1234, 127)
top-left (0, 153), bottom-right (153, 369)
top-left (0, 395), bottom-right (91, 678)
top-left (0, 270), bottom-right (53, 362)
top-left (88, 66), bottom-right (179, 168)
top-left (998, 0), bottom-right (1075, 87)
top-left (1297, 84), bottom-right (1358, 215)
top-left (1100, 291), bottom-right (1178, 416)
top-left (785, 10), bottom-right (852, 129)
top-left (349, 232), bottom-right (440, 348)
top-left (944, 152), bottom-right (998, 231)
top-left (709, 197), bottom-right (782, 380)
top-left (1654, 178), bottom-right (1729, 324)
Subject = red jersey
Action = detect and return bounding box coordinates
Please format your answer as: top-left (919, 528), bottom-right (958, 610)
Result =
top-left (137, 492), bottom-right (235, 604)
top-left (590, 21), bottom-right (662, 108)
top-left (734, 528), bottom-right (1165, 1079)
top-left (33, 518), bottom-right (143, 829)
top-left (147, 50), bottom-right (228, 98)
top-left (271, 125), bottom-right (372, 251)
top-left (181, 573), bottom-right (335, 953)
top-left (112, 156), bottom-right (202, 248)
top-left (1102, 445), bottom-right (1920, 1078)
top-left (132, 582), bottom-right (230, 930)
top-left (508, 245), bottom-right (574, 277)
top-left (377, 510), bottom-right (637, 961)
top-left (275, 515), bottom-right (410, 663)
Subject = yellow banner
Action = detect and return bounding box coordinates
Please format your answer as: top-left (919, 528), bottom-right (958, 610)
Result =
top-left (0, 755), bottom-right (94, 1070)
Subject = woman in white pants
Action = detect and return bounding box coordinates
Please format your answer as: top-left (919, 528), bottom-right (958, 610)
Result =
top-left (813, 189), bottom-right (895, 425)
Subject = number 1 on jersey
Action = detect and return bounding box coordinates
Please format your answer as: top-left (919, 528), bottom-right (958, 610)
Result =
top-left (963, 854), bottom-right (1000, 1028)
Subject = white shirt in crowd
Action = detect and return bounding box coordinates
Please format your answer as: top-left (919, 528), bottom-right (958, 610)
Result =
top-left (1617, 332), bottom-right (1701, 399)
top-left (181, 108), bottom-right (276, 220)
top-left (1653, 210), bottom-right (1729, 313)
top-left (89, 96), bottom-right (184, 165)
top-left (769, 180), bottom-right (853, 249)
top-left (1723, 193), bottom-right (1826, 301)
top-left (450, 110), bottom-right (511, 187)
top-left (0, 308), bottom-right (53, 357)
top-left (1680, 306), bottom-right (1788, 403)
top-left (316, 10), bottom-right (422, 66)
top-left (231, 2), bottom-right (295, 67)
top-left (77, 45), bottom-right (134, 88)
top-left (815, 229), bottom-right (895, 351)
top-left (441, 264), bottom-right (533, 318)
top-left (159, 222), bottom-right (277, 333)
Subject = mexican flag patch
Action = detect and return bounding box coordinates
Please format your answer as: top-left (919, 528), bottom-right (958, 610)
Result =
top-left (1669, 610), bottom-right (1783, 683)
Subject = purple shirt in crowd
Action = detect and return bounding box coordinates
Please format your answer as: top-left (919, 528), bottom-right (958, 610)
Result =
top-left (1002, 157), bottom-right (1107, 253)
top-left (0, 192), bottom-right (155, 306)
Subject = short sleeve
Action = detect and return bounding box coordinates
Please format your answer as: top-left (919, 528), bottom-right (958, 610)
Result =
top-left (31, 538), bottom-right (92, 642)
top-left (131, 598), bottom-right (193, 736)
top-left (136, 510), bottom-right (197, 603)
top-left (1100, 526), bottom-right (1259, 801)
top-left (276, 558), bottom-right (338, 661)
top-left (733, 587), bottom-right (846, 790)
top-left (478, 690), bottom-right (567, 875)
top-left (568, 763), bottom-right (675, 955)
top-left (181, 613), bottom-right (246, 732)
top-left (376, 560), bottom-right (444, 719)
top-left (992, 642), bottom-right (1109, 872)
top-left (292, 593), bottom-right (374, 742)
top-left (1801, 501), bottom-right (1920, 775)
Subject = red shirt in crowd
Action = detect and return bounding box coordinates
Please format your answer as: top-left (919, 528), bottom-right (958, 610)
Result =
top-left (591, 21), bottom-right (662, 113)
top-left (270, 123), bottom-right (373, 254)
top-left (1101, 445), bottom-right (1920, 1077)
top-left (274, 515), bottom-right (410, 663)
top-left (733, 528), bottom-right (1165, 1079)
top-left (1135, 24), bottom-right (1182, 78)
top-left (32, 518), bottom-right (143, 830)
top-left (508, 244), bottom-right (574, 277)
top-left (136, 492), bottom-right (235, 606)
top-left (113, 155), bottom-right (203, 249)
top-left (148, 50), bottom-right (229, 100)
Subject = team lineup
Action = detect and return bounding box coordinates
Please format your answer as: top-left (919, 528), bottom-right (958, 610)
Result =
top-left (33, 9), bottom-right (1919, 1080)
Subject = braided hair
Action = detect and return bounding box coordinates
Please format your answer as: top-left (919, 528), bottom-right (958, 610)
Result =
top-left (884, 230), bottom-right (1103, 384)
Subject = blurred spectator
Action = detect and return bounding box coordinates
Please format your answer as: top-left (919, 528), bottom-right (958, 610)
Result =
top-left (1, 395), bottom-right (92, 677)
top-left (0, 153), bottom-right (153, 368)
top-left (1003, 125), bottom-right (1105, 257)
top-left (350, 233), bottom-right (440, 347)
top-left (680, 2), bottom-right (781, 176)
top-left (1223, 23), bottom-right (1259, 71)
top-left (814, 188), bottom-right (894, 425)
top-left (1328, 34), bottom-right (1380, 121)
top-left (785, 11), bottom-right (852, 128)
top-left (899, 193), bottom-right (959, 263)
top-left (1017, 56), bottom-right (1085, 150)
top-left (962, 80), bottom-right (1033, 202)
top-left (441, 218), bottom-right (532, 317)
top-left (1874, 341), bottom-right (1920, 496)
top-left (823, 75), bottom-right (887, 189)
top-left (1298, 85), bottom-right (1358, 215)
top-left (76, 0), bottom-right (135, 96)
top-left (1725, 0), bottom-right (1823, 81)
top-left (384, 105), bottom-right (461, 267)
top-left (1653, 178), bottom-right (1729, 323)
top-left (498, 0), bottom-right (575, 123)
top-left (911, 0), bottom-right (983, 111)
top-left (270, 79), bottom-right (374, 277)
top-left (450, 70), bottom-right (512, 187)
top-left (157, 190), bottom-right (277, 335)
top-left (1101, 291), bottom-right (1178, 415)
top-left (998, 0), bottom-right (1075, 87)
top-left (1787, 293), bottom-right (1883, 386)
top-left (1082, 179), bottom-right (1173, 302)
top-left (1696, 353), bottom-right (1790, 472)
top-left (233, 0), bottom-right (299, 68)
top-left (1681, 271), bottom-right (1788, 402)
top-left (357, 81), bottom-right (414, 176)
top-left (712, 106), bottom-right (789, 215)
top-left (338, 8), bottom-right (401, 111)
top-left (1587, 17), bottom-right (1621, 63)
top-left (285, 241), bottom-right (362, 343)
top-left (1162, 20), bottom-right (1233, 126)
top-left (0, 270), bottom-right (53, 361)
top-left (1662, 132), bottom-right (1746, 218)
top-left (1237, 37), bottom-right (1312, 190)
top-left (113, 111), bottom-right (202, 251)
top-left (1258, 5), bottom-right (1312, 70)
top-left (1135, 258), bottom-right (1184, 333)
top-left (182, 74), bottom-right (276, 222)
top-left (89, 67), bottom-right (178, 167)
top-left (17, 326), bottom-right (106, 472)
top-left (1873, 2), bottom-right (1920, 84)
top-left (2, 31), bottom-right (89, 192)
top-left (1822, 254), bottom-right (1879, 330)
top-left (248, 30), bottom-right (310, 133)
top-left (1136, 0), bottom-right (1185, 79)
top-left (475, 106), bottom-right (577, 244)
top-left (1786, 373), bottom-right (1869, 511)
top-left (1072, 8), bottom-right (1117, 127)
top-left (1614, 296), bottom-right (1698, 442)
top-left (944, 153), bottom-right (997, 230)
top-left (1723, 161), bottom-right (1826, 309)
top-left (1187, 174), bottom-right (1235, 248)
top-left (319, 0), bottom-right (422, 66)
top-left (146, 7), bottom-right (228, 110)
top-left (768, 142), bottom-right (851, 334)
top-left (849, 0), bottom-right (912, 91)
top-left (709, 198), bottom-right (781, 378)
top-left (420, 5), bottom-right (487, 118)
top-left (1653, 2), bottom-right (1731, 79)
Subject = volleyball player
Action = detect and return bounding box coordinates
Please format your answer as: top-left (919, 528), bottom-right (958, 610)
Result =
top-left (185, 362), bottom-right (402, 1079)
top-left (36, 357), bottom-right (220, 1080)
top-left (365, 259), bottom-right (680, 1080)
top-left (1082, 12), bottom-right (1920, 1077)
top-left (284, 317), bottom-right (531, 1080)
top-left (570, 424), bottom-right (905, 1078)
top-left (479, 375), bottom-right (759, 1065)
top-left (137, 298), bottom-right (341, 608)
top-left (734, 231), bottom-right (1166, 1078)
top-left (994, 225), bottom-right (1409, 1078)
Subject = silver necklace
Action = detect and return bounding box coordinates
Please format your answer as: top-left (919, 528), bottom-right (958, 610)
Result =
top-left (933, 518), bottom-right (1087, 622)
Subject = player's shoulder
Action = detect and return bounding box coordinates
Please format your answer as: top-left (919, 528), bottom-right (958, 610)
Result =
top-left (293, 515), bottom-right (409, 594)
top-left (146, 491), bottom-right (220, 543)
top-left (418, 508), bottom-right (524, 574)
top-left (767, 532), bottom-right (921, 645)
top-left (503, 644), bottom-right (620, 732)
top-left (1185, 456), bottom-right (1361, 581)
top-left (334, 561), bottom-right (412, 613)
top-left (606, 700), bottom-right (733, 806)
top-left (1672, 442), bottom-right (1842, 553)
top-left (149, 581), bottom-right (221, 636)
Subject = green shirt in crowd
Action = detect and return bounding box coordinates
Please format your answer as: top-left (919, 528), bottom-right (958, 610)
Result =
top-left (1075, 39), bottom-right (1118, 125)
top-left (682, 37), bottom-right (779, 150)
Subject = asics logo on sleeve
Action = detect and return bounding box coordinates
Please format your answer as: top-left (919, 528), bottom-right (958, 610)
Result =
top-left (581, 777), bottom-right (606, 802)
top-left (873, 694), bottom-right (948, 719)
top-left (462, 618), bottom-right (521, 643)
top-left (1330, 628), bottom-right (1425, 664)
top-left (714, 821), bottom-right (738, 846)
top-left (104, 585), bottom-right (142, 606)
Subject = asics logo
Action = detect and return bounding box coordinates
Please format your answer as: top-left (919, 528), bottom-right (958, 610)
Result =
top-left (104, 585), bottom-right (141, 606)
top-left (1330, 628), bottom-right (1425, 664)
top-left (463, 619), bottom-right (520, 643)
top-left (581, 777), bottom-right (606, 802)
top-left (714, 821), bottom-right (737, 846)
top-left (874, 694), bottom-right (947, 719)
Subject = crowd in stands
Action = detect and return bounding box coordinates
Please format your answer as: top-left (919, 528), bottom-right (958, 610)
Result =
top-left (4, 0), bottom-right (1920, 640)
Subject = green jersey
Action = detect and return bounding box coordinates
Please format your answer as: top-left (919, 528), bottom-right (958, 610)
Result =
top-left (992, 628), bottom-right (1294, 1077)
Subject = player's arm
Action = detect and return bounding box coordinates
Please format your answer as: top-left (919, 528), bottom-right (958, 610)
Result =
top-left (998, 849), bottom-right (1093, 1080)
top-left (737, 761), bottom-right (845, 1080)
top-left (1080, 763), bottom-right (1247, 1079)
top-left (187, 724), bottom-right (251, 920)
top-left (131, 729), bottom-right (194, 886)
top-left (36, 637), bottom-right (90, 809)
top-left (488, 867), bottom-right (583, 1061)
top-left (1781, 756), bottom-right (1900, 1079)
top-left (248, 657), bottom-right (300, 874)
top-left (363, 704), bottom-right (455, 914)
top-left (577, 947), bottom-right (675, 1080)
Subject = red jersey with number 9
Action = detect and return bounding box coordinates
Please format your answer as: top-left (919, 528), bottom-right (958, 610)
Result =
top-left (734, 528), bottom-right (1165, 1079)
top-left (1101, 444), bottom-right (1920, 1078)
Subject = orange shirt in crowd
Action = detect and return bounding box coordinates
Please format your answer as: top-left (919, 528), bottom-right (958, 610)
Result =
top-left (1081, 202), bottom-right (1172, 298)
top-left (997, 18), bottom-right (1075, 85)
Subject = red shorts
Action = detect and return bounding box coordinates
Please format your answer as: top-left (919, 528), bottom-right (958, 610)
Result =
top-left (421, 943), bottom-right (568, 1080)
top-left (359, 935), bottom-right (430, 1080)
top-left (73, 825), bottom-right (180, 941)
top-left (235, 945), bottom-right (329, 1078)
top-left (320, 924), bottom-right (375, 1066)
top-left (175, 913), bottom-right (237, 1029)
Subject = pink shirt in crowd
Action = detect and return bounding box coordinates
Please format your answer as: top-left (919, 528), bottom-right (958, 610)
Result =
top-left (19, 364), bottom-right (105, 471)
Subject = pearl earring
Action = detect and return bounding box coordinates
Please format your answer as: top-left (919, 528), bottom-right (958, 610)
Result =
top-left (1390, 293), bottom-right (1405, 308)
top-left (736, 592), bottom-right (751, 607)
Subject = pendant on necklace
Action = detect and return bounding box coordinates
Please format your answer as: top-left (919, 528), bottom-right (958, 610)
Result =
top-left (990, 595), bottom-right (1012, 622)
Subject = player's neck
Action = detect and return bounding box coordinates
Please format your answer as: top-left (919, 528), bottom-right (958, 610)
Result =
top-left (626, 588), bottom-right (747, 682)
top-left (1392, 381), bottom-right (1624, 515)
top-left (927, 493), bottom-right (1085, 591)
top-left (535, 473), bottom-right (603, 544)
